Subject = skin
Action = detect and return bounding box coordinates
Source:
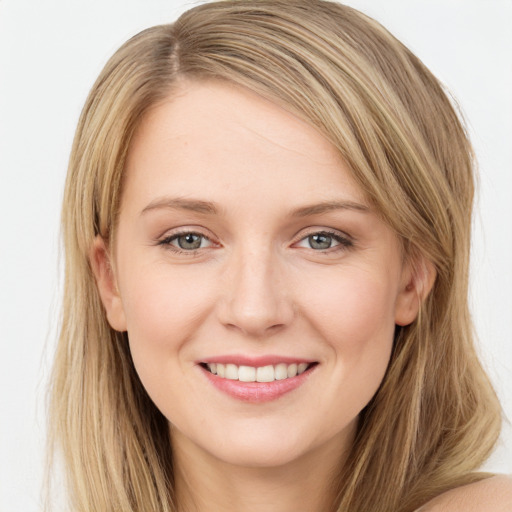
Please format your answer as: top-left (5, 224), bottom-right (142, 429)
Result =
top-left (92, 80), bottom-right (435, 512)
top-left (417, 475), bottom-right (512, 512)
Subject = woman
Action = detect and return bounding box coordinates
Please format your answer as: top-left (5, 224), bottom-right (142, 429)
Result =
top-left (47, 1), bottom-right (511, 510)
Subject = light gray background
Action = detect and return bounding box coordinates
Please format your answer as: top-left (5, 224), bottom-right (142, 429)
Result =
top-left (1, 1), bottom-right (511, 510)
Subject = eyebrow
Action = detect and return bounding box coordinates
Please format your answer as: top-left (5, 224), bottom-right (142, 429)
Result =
top-left (141, 197), bottom-right (218, 215)
top-left (291, 200), bottom-right (370, 217)
top-left (140, 197), bottom-right (369, 217)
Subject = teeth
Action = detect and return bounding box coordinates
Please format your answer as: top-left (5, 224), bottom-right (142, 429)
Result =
top-left (274, 363), bottom-right (288, 380)
top-left (225, 364), bottom-right (238, 380)
top-left (204, 362), bottom-right (312, 382)
top-left (298, 363), bottom-right (308, 375)
top-left (239, 365), bottom-right (256, 382)
top-left (257, 365), bottom-right (275, 382)
top-left (287, 363), bottom-right (298, 378)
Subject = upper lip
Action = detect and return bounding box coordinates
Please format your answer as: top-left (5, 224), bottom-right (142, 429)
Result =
top-left (198, 354), bottom-right (317, 367)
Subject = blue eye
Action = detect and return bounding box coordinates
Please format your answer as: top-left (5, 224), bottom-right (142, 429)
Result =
top-left (308, 233), bottom-right (336, 250)
top-left (295, 231), bottom-right (352, 251)
top-left (175, 233), bottom-right (203, 250)
top-left (160, 232), bottom-right (212, 251)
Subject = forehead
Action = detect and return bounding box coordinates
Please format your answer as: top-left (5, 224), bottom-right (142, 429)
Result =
top-left (123, 80), bottom-right (367, 212)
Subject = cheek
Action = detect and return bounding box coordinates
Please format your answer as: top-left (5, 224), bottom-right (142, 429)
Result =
top-left (300, 264), bottom-right (398, 349)
top-left (121, 260), bottom-right (212, 333)
top-left (118, 261), bottom-right (215, 388)
top-left (296, 266), bottom-right (398, 423)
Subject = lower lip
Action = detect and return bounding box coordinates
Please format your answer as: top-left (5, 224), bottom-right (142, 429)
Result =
top-left (200, 365), bottom-right (316, 403)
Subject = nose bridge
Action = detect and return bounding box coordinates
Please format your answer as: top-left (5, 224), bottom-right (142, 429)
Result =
top-left (219, 241), bottom-right (293, 336)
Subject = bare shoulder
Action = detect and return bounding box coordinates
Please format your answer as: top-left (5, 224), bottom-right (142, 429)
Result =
top-left (417, 475), bottom-right (512, 512)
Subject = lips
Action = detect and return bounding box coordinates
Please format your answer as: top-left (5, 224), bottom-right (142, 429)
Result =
top-left (198, 356), bottom-right (318, 402)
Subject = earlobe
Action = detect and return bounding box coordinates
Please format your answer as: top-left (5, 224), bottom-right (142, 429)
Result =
top-left (89, 236), bottom-right (127, 332)
top-left (394, 257), bottom-right (436, 327)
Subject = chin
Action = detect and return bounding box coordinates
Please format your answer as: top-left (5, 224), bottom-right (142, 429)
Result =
top-left (210, 439), bottom-right (309, 469)
top-left (190, 418), bottom-right (350, 470)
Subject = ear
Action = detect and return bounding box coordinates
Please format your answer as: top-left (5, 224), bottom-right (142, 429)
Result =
top-left (394, 254), bottom-right (436, 327)
top-left (89, 236), bottom-right (127, 332)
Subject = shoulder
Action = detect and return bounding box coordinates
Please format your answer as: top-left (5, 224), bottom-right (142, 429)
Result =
top-left (417, 475), bottom-right (512, 512)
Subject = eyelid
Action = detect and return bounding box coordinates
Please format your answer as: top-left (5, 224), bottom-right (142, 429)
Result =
top-left (156, 225), bottom-right (217, 242)
top-left (291, 227), bottom-right (354, 251)
top-left (156, 226), bottom-right (220, 254)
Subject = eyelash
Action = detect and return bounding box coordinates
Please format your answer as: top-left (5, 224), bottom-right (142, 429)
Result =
top-left (294, 230), bottom-right (353, 253)
top-left (158, 230), bottom-right (215, 256)
top-left (157, 229), bottom-right (354, 255)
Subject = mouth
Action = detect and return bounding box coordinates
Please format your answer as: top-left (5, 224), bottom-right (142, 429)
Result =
top-left (199, 361), bottom-right (317, 383)
top-left (197, 355), bottom-right (319, 402)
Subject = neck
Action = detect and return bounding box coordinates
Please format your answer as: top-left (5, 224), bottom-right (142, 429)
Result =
top-left (171, 426), bottom-right (354, 512)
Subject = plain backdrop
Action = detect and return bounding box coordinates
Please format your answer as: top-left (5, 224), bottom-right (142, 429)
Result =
top-left (1, 1), bottom-right (511, 510)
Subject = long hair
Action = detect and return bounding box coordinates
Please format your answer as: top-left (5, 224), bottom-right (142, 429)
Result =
top-left (48, 1), bottom-right (501, 511)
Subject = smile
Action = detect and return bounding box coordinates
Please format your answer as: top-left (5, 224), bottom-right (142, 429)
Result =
top-left (202, 362), bottom-right (312, 382)
top-left (199, 359), bottom-right (318, 403)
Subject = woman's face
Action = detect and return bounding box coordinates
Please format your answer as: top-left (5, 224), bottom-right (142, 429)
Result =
top-left (94, 80), bottom-right (421, 469)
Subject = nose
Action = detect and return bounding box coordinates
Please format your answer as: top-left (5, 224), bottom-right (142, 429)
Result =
top-left (216, 245), bottom-right (295, 337)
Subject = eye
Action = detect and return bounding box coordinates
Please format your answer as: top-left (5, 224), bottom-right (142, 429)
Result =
top-left (307, 233), bottom-right (336, 250)
top-left (159, 231), bottom-right (214, 251)
top-left (294, 230), bottom-right (353, 251)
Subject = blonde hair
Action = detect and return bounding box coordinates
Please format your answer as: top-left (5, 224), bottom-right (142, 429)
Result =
top-left (48, 1), bottom-right (502, 511)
